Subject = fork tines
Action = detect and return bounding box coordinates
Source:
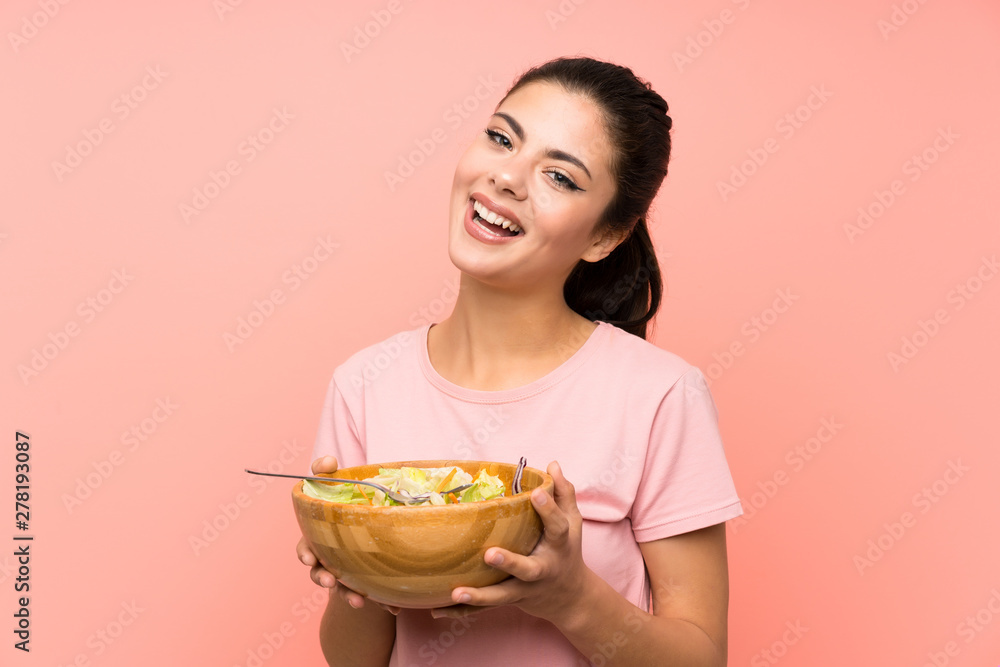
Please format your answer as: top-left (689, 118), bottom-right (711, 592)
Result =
top-left (512, 457), bottom-right (526, 495)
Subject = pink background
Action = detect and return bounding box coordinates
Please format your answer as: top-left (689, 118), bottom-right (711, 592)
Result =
top-left (3, 1), bottom-right (998, 665)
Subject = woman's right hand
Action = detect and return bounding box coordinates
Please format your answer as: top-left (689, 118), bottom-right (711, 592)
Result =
top-left (295, 455), bottom-right (401, 615)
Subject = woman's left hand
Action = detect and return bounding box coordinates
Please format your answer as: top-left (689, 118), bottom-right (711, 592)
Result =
top-left (430, 460), bottom-right (591, 626)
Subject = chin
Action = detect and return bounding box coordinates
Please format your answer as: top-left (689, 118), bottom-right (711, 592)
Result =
top-left (445, 243), bottom-right (493, 283)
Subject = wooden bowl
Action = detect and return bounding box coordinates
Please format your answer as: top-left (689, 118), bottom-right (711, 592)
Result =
top-left (292, 460), bottom-right (552, 609)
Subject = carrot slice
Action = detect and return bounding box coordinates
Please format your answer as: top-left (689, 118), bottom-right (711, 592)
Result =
top-left (354, 484), bottom-right (372, 505)
top-left (447, 493), bottom-right (459, 504)
top-left (434, 467), bottom-right (458, 493)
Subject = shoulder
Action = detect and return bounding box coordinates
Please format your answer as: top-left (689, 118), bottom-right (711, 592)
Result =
top-left (596, 322), bottom-right (707, 396)
top-left (330, 325), bottom-right (426, 396)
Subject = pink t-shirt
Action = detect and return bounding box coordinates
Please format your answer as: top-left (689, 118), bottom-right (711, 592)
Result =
top-left (311, 321), bottom-right (742, 666)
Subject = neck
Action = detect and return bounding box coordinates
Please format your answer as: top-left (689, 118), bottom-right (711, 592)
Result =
top-left (428, 273), bottom-right (597, 385)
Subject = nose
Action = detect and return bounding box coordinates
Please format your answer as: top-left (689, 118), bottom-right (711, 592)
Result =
top-left (488, 155), bottom-right (528, 200)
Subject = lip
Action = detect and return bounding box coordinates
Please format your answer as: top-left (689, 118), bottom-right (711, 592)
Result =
top-left (464, 198), bottom-right (523, 245)
top-left (470, 193), bottom-right (522, 229)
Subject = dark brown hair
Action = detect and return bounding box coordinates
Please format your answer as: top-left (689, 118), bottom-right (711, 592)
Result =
top-left (500, 57), bottom-right (672, 340)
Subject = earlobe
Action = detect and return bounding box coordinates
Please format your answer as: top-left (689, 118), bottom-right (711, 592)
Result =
top-left (582, 226), bottom-right (631, 263)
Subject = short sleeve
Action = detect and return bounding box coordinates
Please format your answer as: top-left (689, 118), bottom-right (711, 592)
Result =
top-left (309, 377), bottom-right (367, 473)
top-left (630, 368), bottom-right (743, 542)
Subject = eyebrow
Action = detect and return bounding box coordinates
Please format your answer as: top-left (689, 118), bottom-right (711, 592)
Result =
top-left (492, 112), bottom-right (592, 180)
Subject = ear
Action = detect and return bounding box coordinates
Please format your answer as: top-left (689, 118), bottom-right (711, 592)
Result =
top-left (580, 224), bottom-right (631, 263)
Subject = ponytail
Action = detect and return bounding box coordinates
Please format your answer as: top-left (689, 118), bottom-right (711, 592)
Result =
top-left (564, 218), bottom-right (662, 340)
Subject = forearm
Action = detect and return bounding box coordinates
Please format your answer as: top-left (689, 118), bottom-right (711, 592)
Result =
top-left (553, 569), bottom-right (726, 667)
top-left (318, 591), bottom-right (396, 667)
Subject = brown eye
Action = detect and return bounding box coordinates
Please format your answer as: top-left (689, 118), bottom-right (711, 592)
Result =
top-left (484, 129), bottom-right (513, 150)
top-left (547, 170), bottom-right (580, 191)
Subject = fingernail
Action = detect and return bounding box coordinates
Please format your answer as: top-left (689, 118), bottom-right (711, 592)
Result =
top-left (489, 551), bottom-right (504, 566)
top-left (533, 490), bottom-right (548, 506)
top-left (457, 593), bottom-right (471, 603)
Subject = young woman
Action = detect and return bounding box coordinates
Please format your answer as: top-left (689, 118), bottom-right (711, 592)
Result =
top-left (296, 56), bottom-right (742, 667)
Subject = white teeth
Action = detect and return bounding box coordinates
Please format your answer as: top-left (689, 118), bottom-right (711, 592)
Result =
top-left (474, 201), bottom-right (504, 225)
top-left (473, 200), bottom-right (521, 234)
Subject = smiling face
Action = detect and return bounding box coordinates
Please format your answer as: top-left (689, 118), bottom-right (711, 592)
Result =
top-left (447, 81), bottom-right (622, 293)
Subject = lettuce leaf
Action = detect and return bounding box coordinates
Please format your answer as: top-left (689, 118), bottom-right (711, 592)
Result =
top-left (302, 480), bottom-right (370, 504)
top-left (459, 469), bottom-right (506, 503)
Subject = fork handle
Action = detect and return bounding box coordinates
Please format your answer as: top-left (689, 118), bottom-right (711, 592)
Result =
top-left (244, 468), bottom-right (471, 500)
top-left (244, 468), bottom-right (380, 488)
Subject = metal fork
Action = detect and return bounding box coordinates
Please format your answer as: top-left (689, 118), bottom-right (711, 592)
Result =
top-left (512, 456), bottom-right (527, 495)
top-left (244, 469), bottom-right (473, 504)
